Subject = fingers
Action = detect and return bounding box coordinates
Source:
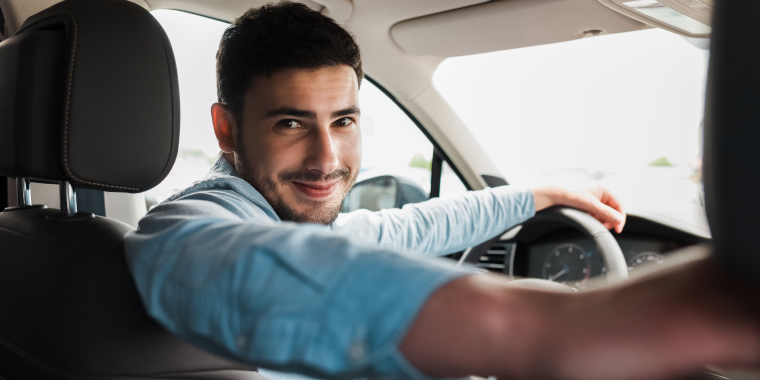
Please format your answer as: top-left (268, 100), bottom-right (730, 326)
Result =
top-left (597, 187), bottom-right (625, 215)
top-left (540, 186), bottom-right (627, 233)
top-left (565, 189), bottom-right (626, 233)
top-left (595, 203), bottom-right (625, 233)
top-left (599, 188), bottom-right (626, 233)
top-left (583, 187), bottom-right (626, 233)
top-left (589, 202), bottom-right (624, 232)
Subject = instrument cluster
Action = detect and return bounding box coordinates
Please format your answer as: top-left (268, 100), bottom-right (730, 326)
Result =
top-left (472, 228), bottom-right (690, 289)
top-left (524, 229), bottom-right (684, 288)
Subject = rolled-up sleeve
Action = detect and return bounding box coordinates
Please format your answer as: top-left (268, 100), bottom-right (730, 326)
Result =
top-left (333, 186), bottom-right (536, 256)
top-left (125, 190), bottom-right (472, 380)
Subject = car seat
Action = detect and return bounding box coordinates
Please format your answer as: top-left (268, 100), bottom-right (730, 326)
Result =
top-left (0, 0), bottom-right (263, 378)
top-left (703, 0), bottom-right (760, 281)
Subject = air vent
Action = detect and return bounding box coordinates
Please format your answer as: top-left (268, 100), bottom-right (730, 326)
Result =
top-left (476, 241), bottom-right (515, 275)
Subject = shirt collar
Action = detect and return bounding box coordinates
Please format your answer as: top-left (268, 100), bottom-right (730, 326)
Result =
top-left (159, 154), bottom-right (281, 222)
top-left (209, 153), bottom-right (240, 178)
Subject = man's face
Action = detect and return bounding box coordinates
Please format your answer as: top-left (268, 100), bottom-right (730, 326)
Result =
top-left (233, 65), bottom-right (361, 224)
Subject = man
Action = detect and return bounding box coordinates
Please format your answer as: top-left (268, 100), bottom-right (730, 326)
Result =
top-left (125, 2), bottom-right (760, 380)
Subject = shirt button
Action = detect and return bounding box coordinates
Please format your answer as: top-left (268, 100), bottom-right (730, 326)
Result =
top-left (236, 335), bottom-right (247, 349)
top-left (349, 341), bottom-right (366, 362)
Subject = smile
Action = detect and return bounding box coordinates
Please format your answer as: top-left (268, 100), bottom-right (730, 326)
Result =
top-left (290, 181), bottom-right (339, 199)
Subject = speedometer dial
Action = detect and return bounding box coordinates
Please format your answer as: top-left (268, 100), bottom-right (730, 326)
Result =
top-left (542, 243), bottom-right (591, 287)
top-left (628, 252), bottom-right (665, 271)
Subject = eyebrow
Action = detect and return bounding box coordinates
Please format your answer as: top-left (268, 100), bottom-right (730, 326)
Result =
top-left (332, 106), bottom-right (361, 118)
top-left (263, 106), bottom-right (360, 119)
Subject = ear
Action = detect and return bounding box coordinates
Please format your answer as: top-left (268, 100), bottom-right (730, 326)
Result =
top-left (211, 103), bottom-right (236, 153)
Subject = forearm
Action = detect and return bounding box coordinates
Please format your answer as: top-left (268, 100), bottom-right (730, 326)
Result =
top-left (532, 185), bottom-right (566, 211)
top-left (400, 274), bottom-right (563, 379)
top-left (401, 260), bottom-right (760, 380)
top-left (532, 185), bottom-right (598, 211)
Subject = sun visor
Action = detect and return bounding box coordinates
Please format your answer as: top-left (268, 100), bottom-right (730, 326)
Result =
top-left (599, 0), bottom-right (712, 38)
top-left (392, 0), bottom-right (646, 58)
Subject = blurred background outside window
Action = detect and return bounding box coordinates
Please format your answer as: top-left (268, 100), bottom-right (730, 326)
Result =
top-left (434, 29), bottom-right (709, 214)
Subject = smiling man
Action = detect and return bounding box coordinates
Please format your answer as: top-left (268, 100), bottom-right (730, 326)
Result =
top-left (125, 2), bottom-right (760, 380)
top-left (213, 66), bottom-right (361, 224)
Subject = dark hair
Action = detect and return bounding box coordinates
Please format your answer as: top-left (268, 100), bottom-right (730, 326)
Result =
top-left (216, 1), bottom-right (363, 126)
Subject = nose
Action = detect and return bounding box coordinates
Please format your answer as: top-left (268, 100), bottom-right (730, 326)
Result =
top-left (304, 127), bottom-right (339, 176)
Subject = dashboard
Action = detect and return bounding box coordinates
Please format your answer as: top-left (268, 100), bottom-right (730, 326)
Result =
top-left (470, 214), bottom-right (706, 288)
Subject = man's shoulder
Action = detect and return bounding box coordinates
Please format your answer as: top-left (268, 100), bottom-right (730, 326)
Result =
top-left (155, 167), bottom-right (280, 223)
top-left (162, 173), bottom-right (247, 203)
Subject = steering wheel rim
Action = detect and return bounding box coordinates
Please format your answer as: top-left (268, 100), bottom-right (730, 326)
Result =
top-left (459, 206), bottom-right (628, 284)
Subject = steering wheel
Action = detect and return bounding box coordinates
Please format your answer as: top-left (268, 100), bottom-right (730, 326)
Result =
top-left (458, 206), bottom-right (628, 286)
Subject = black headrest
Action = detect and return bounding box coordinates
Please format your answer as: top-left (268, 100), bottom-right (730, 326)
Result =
top-left (0, 0), bottom-right (179, 193)
top-left (703, 0), bottom-right (760, 278)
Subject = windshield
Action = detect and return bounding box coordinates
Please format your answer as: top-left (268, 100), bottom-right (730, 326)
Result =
top-left (433, 29), bottom-right (709, 213)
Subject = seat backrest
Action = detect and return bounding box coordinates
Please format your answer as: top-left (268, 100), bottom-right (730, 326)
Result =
top-left (703, 0), bottom-right (760, 280)
top-left (0, 0), bottom-right (261, 378)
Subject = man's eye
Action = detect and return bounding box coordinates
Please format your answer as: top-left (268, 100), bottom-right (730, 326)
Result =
top-left (334, 117), bottom-right (353, 127)
top-left (278, 120), bottom-right (301, 129)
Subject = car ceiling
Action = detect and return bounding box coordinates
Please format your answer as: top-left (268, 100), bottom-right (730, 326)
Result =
top-left (2, 0), bottom-right (645, 99)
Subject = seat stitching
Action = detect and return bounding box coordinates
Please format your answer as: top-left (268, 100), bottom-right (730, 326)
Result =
top-left (61, 15), bottom-right (138, 191)
top-left (0, 335), bottom-right (91, 380)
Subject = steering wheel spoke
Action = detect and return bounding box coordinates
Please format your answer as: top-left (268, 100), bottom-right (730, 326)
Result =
top-left (458, 206), bottom-right (628, 285)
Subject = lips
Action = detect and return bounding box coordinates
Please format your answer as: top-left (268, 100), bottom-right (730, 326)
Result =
top-left (291, 181), bottom-right (339, 198)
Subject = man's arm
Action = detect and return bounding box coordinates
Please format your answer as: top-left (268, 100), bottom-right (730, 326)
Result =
top-left (333, 185), bottom-right (535, 255)
top-left (129, 190), bottom-right (760, 380)
top-left (125, 190), bottom-right (473, 380)
top-left (334, 185), bottom-right (625, 256)
top-left (401, 260), bottom-right (760, 380)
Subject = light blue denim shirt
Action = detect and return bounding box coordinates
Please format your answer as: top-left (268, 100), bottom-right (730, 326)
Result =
top-left (125, 157), bottom-right (535, 380)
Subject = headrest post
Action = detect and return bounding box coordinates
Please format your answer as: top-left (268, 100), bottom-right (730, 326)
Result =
top-left (59, 181), bottom-right (77, 216)
top-left (16, 177), bottom-right (32, 207)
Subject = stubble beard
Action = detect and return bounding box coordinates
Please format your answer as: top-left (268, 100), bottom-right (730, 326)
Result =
top-left (235, 143), bottom-right (357, 225)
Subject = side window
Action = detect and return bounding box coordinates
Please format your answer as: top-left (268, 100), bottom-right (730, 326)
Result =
top-left (439, 160), bottom-right (469, 199)
top-left (145, 11), bottom-right (229, 210)
top-left (342, 80), bottom-right (469, 213)
top-left (342, 80), bottom-right (434, 213)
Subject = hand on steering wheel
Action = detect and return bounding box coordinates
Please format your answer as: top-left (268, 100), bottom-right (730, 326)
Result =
top-left (458, 206), bottom-right (628, 286)
top-left (459, 186), bottom-right (628, 287)
top-left (533, 186), bottom-right (626, 233)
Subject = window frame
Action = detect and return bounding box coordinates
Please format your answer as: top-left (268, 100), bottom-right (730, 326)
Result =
top-left (363, 76), bottom-right (474, 197)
